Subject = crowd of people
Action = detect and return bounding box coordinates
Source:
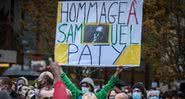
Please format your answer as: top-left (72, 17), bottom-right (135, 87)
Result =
top-left (0, 61), bottom-right (184, 99)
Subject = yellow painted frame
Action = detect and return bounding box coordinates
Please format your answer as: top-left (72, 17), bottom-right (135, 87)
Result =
top-left (57, 2), bottom-right (62, 23)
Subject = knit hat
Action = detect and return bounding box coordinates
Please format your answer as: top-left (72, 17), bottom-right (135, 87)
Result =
top-left (80, 77), bottom-right (95, 89)
top-left (16, 77), bottom-right (28, 86)
top-left (132, 82), bottom-right (145, 94)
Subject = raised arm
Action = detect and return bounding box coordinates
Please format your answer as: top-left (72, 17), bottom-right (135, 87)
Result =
top-left (49, 60), bottom-right (81, 98)
top-left (95, 67), bottom-right (123, 99)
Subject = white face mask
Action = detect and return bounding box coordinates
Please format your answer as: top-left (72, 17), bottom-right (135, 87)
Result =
top-left (81, 87), bottom-right (90, 94)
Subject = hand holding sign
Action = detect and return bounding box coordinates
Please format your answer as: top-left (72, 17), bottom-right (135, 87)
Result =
top-left (49, 58), bottom-right (64, 81)
top-left (114, 67), bottom-right (123, 77)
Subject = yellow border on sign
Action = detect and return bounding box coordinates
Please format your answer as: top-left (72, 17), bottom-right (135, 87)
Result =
top-left (114, 44), bottom-right (141, 66)
top-left (81, 22), bottom-right (111, 45)
top-left (55, 43), bottom-right (68, 65)
top-left (57, 2), bottom-right (62, 23)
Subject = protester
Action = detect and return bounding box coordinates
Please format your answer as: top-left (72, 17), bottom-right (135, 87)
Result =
top-left (115, 93), bottom-right (129, 99)
top-left (131, 82), bottom-right (146, 99)
top-left (50, 60), bottom-right (123, 99)
top-left (123, 86), bottom-right (132, 98)
top-left (0, 66), bottom-right (184, 99)
top-left (36, 71), bottom-right (55, 99)
top-left (108, 90), bottom-right (118, 99)
top-left (147, 90), bottom-right (160, 99)
top-left (25, 88), bottom-right (35, 99)
top-left (0, 77), bottom-right (19, 99)
top-left (16, 77), bottom-right (28, 87)
top-left (16, 77), bottom-right (29, 98)
top-left (17, 85), bottom-right (29, 98)
top-left (53, 80), bottom-right (68, 99)
top-left (0, 77), bottom-right (12, 92)
top-left (80, 77), bottom-right (95, 93)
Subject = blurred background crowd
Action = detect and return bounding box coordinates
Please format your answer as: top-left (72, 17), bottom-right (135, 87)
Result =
top-left (0, 68), bottom-right (184, 99)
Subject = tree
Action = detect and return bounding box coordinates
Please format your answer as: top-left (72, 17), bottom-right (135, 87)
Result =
top-left (20, 0), bottom-right (58, 54)
top-left (142, 0), bottom-right (185, 83)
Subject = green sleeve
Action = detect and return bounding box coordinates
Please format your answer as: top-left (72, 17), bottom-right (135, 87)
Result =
top-left (60, 73), bottom-right (81, 99)
top-left (95, 76), bottom-right (119, 99)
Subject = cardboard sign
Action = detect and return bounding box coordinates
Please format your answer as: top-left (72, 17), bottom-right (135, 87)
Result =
top-left (55, 0), bottom-right (143, 67)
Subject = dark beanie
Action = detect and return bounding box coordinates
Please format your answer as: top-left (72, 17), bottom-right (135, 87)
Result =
top-left (132, 82), bottom-right (145, 94)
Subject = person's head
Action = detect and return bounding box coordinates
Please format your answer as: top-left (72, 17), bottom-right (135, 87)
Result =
top-left (37, 71), bottom-right (54, 89)
top-left (108, 90), bottom-right (117, 99)
top-left (16, 77), bottom-right (28, 87)
top-left (115, 93), bottom-right (129, 99)
top-left (132, 82), bottom-right (146, 99)
top-left (39, 87), bottom-right (54, 99)
top-left (25, 88), bottom-right (35, 99)
top-left (80, 77), bottom-right (95, 93)
top-left (82, 92), bottom-right (97, 99)
top-left (16, 77), bottom-right (28, 92)
top-left (0, 77), bottom-right (12, 93)
top-left (17, 85), bottom-right (30, 97)
top-left (147, 90), bottom-right (160, 99)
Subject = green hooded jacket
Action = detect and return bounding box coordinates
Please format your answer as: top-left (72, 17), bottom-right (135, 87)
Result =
top-left (60, 73), bottom-right (119, 99)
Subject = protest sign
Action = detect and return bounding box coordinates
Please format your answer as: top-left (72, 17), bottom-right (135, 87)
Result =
top-left (55, 0), bottom-right (143, 67)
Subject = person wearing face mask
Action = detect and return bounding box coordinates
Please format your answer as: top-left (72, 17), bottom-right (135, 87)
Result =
top-left (80, 77), bottom-right (95, 94)
top-left (131, 82), bottom-right (146, 99)
top-left (108, 90), bottom-right (117, 99)
top-left (50, 60), bottom-right (123, 99)
top-left (147, 90), bottom-right (160, 99)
